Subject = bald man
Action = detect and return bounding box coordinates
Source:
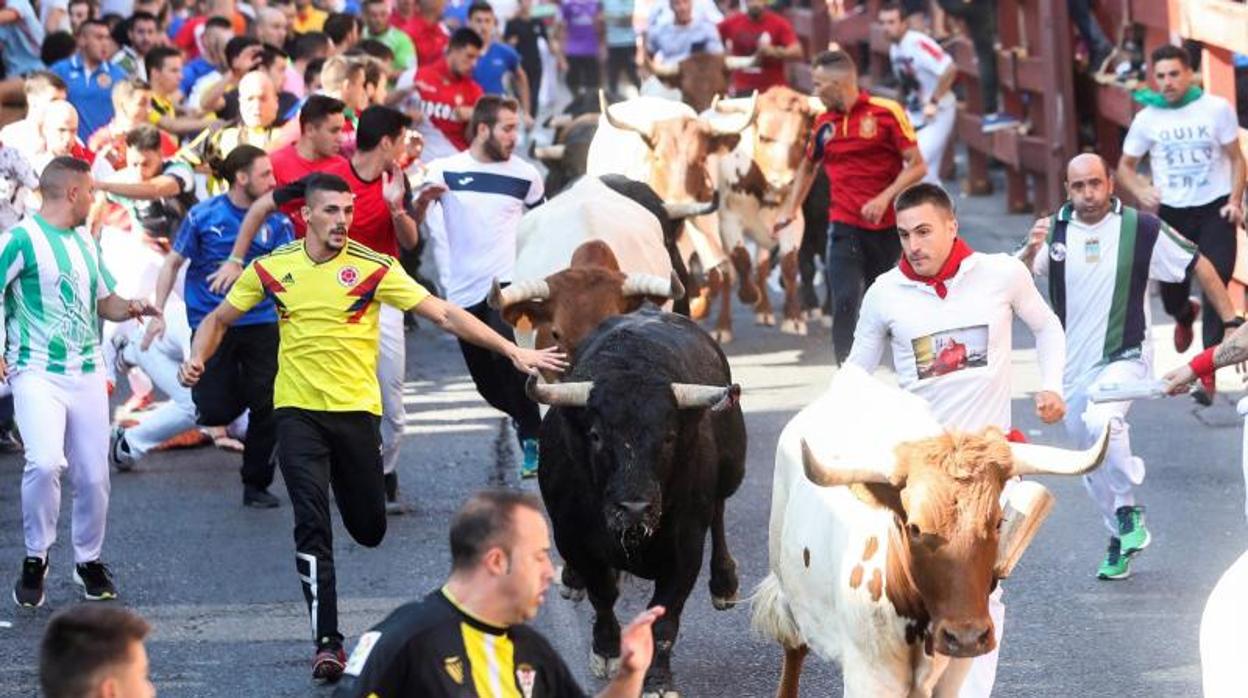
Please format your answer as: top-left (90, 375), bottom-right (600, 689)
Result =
top-left (1019, 153), bottom-right (1239, 580)
top-left (33, 100), bottom-right (88, 174)
top-left (175, 72), bottom-right (285, 195)
top-left (254, 7), bottom-right (290, 49)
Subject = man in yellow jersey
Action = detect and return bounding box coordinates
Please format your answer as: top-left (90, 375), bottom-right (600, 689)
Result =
top-left (335, 489), bottom-right (664, 698)
top-left (179, 173), bottom-right (567, 683)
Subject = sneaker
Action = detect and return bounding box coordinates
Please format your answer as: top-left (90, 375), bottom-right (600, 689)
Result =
top-left (1194, 371), bottom-right (1216, 407)
top-left (1116, 505), bottom-right (1151, 556)
top-left (243, 485), bottom-right (281, 509)
top-left (520, 439), bottom-right (539, 479)
top-left (981, 112), bottom-right (1021, 133)
top-left (313, 640), bottom-right (347, 683)
top-left (13, 556), bottom-right (47, 607)
top-left (384, 472), bottom-right (406, 515)
top-left (73, 561), bottom-right (118, 601)
top-left (110, 426), bottom-right (135, 472)
top-left (1174, 299), bottom-right (1199, 352)
top-left (0, 423), bottom-right (22, 453)
top-left (1097, 537), bottom-right (1131, 580)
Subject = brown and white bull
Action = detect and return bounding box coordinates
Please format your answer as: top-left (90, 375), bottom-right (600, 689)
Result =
top-left (497, 174), bottom-right (712, 359)
top-left (752, 366), bottom-right (1109, 697)
top-left (645, 52), bottom-right (758, 112)
top-left (702, 86), bottom-right (823, 341)
top-left (587, 92), bottom-right (758, 318)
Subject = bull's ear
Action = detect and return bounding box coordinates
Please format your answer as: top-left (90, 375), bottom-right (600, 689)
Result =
top-left (710, 133), bottom-right (742, 153)
top-left (501, 300), bottom-right (552, 330)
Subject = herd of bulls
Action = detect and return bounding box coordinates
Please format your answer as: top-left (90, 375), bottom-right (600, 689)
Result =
top-left (489, 75), bottom-right (1120, 697)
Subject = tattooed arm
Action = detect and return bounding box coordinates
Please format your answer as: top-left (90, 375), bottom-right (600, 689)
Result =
top-left (1162, 320), bottom-right (1248, 394)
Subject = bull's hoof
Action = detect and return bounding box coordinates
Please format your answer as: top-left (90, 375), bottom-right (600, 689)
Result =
top-left (779, 319), bottom-right (807, 336)
top-left (641, 691), bottom-right (680, 698)
top-left (755, 312), bottom-right (775, 327)
top-left (590, 652), bottom-right (621, 679)
top-left (819, 313), bottom-right (833, 328)
top-left (560, 584), bottom-right (586, 603)
top-left (711, 593), bottom-right (737, 610)
top-left (559, 565), bottom-right (586, 602)
top-left (805, 308), bottom-right (823, 322)
top-left (710, 328), bottom-right (734, 344)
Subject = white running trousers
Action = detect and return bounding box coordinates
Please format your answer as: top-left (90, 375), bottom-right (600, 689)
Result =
top-left (378, 304), bottom-right (406, 475)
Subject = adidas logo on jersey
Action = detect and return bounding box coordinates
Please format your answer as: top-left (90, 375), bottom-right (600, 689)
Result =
top-left (281, 272), bottom-right (295, 285)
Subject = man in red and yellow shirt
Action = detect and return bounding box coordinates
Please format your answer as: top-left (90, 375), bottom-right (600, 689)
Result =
top-left (412, 28), bottom-right (483, 159)
top-left (776, 49), bottom-right (926, 363)
top-left (718, 0), bottom-right (801, 95)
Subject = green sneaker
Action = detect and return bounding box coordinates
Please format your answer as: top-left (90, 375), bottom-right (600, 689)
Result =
top-left (520, 439), bottom-right (539, 479)
top-left (1097, 537), bottom-right (1131, 580)
top-left (1115, 505), bottom-right (1150, 556)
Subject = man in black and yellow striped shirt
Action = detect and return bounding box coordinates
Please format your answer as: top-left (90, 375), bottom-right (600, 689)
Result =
top-left (335, 490), bottom-right (664, 698)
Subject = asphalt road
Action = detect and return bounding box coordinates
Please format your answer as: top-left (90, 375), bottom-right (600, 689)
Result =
top-left (0, 189), bottom-right (1244, 697)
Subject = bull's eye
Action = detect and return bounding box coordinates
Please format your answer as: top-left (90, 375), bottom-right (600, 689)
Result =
top-left (589, 428), bottom-right (602, 450)
top-left (551, 328), bottom-right (562, 342)
top-left (907, 523), bottom-right (922, 541)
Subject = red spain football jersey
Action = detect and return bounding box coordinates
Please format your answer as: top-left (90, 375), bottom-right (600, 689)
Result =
top-left (413, 59), bottom-right (484, 153)
top-left (273, 161), bottom-right (410, 257)
top-left (805, 90), bottom-right (918, 230)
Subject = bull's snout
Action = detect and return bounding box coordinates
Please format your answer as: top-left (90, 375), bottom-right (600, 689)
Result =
top-left (614, 500), bottom-right (653, 526)
top-left (932, 619), bottom-right (995, 658)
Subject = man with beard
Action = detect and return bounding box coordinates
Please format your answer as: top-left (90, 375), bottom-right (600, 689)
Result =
top-left (1020, 153), bottom-right (1237, 580)
top-left (111, 11), bottom-right (160, 80)
top-left (421, 95), bottom-right (545, 478)
top-left (335, 490), bottom-right (663, 697)
top-left (717, 0), bottom-right (800, 96)
top-left (179, 173), bottom-right (566, 682)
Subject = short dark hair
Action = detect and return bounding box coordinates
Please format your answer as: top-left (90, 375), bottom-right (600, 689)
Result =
top-left (324, 12), bottom-right (357, 45)
top-left (125, 124), bottom-right (164, 152)
top-left (39, 156), bottom-right (92, 199)
top-left (204, 15), bottom-right (234, 32)
top-left (77, 17), bottom-right (110, 36)
top-left (303, 172), bottom-right (352, 204)
top-left (304, 57), bottom-right (327, 90)
top-left (470, 94), bottom-right (519, 139)
top-left (468, 1), bottom-right (494, 18)
top-left (293, 31), bottom-right (331, 62)
top-left (363, 0), bottom-right (388, 7)
top-left (360, 56), bottom-right (385, 89)
top-left (40, 605), bottom-right (150, 698)
top-left (449, 26), bottom-right (484, 51)
top-left (220, 143), bottom-right (269, 185)
top-left (353, 39), bottom-right (395, 64)
top-left (41, 32), bottom-right (77, 66)
top-left (145, 45), bottom-right (181, 78)
top-left (24, 71), bottom-right (66, 98)
top-left (894, 182), bottom-right (955, 216)
top-left (356, 105), bottom-right (412, 151)
top-left (811, 48), bottom-right (857, 73)
top-left (299, 93), bottom-right (347, 129)
top-left (128, 10), bottom-right (158, 30)
top-left (449, 490), bottom-right (544, 572)
top-left (1150, 44), bottom-right (1191, 69)
top-left (225, 36), bottom-right (261, 67)
top-left (260, 44), bottom-right (290, 70)
top-left (878, 1), bottom-right (906, 17)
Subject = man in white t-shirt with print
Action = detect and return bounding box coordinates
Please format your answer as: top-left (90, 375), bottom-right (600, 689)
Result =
top-left (847, 182), bottom-right (1067, 698)
top-left (879, 2), bottom-right (956, 186)
top-left (1021, 153), bottom-right (1238, 580)
top-left (1117, 44), bottom-right (1246, 401)
top-left (422, 94), bottom-right (545, 479)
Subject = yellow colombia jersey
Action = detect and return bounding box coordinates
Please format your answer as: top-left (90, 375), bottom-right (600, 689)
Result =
top-left (225, 240), bottom-right (430, 414)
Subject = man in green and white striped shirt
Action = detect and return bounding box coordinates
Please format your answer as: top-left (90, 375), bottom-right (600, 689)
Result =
top-left (1, 156), bottom-right (160, 608)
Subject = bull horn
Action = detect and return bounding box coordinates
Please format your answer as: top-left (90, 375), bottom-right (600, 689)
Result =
top-left (621, 271), bottom-right (684, 300)
top-left (526, 375), bottom-right (593, 407)
top-left (599, 90), bottom-right (654, 146)
top-left (651, 59), bottom-right (680, 77)
top-left (671, 382), bottom-right (739, 410)
top-left (1006, 420), bottom-right (1112, 477)
top-left (488, 278), bottom-right (551, 310)
top-left (800, 438), bottom-right (895, 488)
top-left (547, 114), bottom-right (573, 129)
top-left (724, 54), bottom-right (759, 71)
top-left (807, 96), bottom-right (827, 114)
top-left (662, 195), bottom-right (719, 219)
top-left (533, 144), bottom-right (567, 161)
top-left (710, 90), bottom-right (759, 135)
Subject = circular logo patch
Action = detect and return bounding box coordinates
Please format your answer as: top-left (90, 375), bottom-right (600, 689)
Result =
top-left (1049, 242), bottom-right (1066, 262)
top-left (338, 266), bottom-right (359, 287)
top-left (96, 73), bottom-right (112, 88)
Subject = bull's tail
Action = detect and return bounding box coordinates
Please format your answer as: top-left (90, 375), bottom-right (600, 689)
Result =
top-left (750, 572), bottom-right (803, 649)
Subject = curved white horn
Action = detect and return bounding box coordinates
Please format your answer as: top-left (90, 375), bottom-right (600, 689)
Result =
top-left (599, 90), bottom-right (654, 145)
top-left (800, 438), bottom-right (896, 488)
top-left (671, 383), bottom-right (739, 410)
top-left (620, 272), bottom-right (682, 299)
top-left (651, 59), bottom-right (680, 77)
top-left (1007, 420), bottom-right (1112, 477)
top-left (710, 90), bottom-right (759, 135)
top-left (488, 278), bottom-right (552, 310)
top-left (533, 144), bottom-right (567, 160)
top-left (548, 114), bottom-right (573, 129)
top-left (724, 54), bottom-right (758, 71)
top-left (526, 376), bottom-right (593, 407)
top-left (662, 195), bottom-right (719, 219)
top-left (806, 96), bottom-right (827, 114)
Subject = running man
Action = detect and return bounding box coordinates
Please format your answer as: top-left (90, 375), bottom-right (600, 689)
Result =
top-left (879, 1), bottom-right (956, 185)
top-left (1020, 153), bottom-right (1238, 579)
top-left (179, 173), bottom-right (566, 682)
top-left (4, 157), bottom-right (160, 608)
top-left (846, 182), bottom-right (1067, 696)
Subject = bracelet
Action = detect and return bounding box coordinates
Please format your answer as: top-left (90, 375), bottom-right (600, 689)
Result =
top-left (1189, 347), bottom-right (1216, 378)
top-left (226, 255), bottom-right (244, 266)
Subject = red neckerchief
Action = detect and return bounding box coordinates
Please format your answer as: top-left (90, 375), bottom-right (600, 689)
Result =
top-left (898, 238), bottom-right (974, 299)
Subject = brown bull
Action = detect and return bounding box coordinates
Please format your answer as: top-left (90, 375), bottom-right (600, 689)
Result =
top-left (652, 52), bottom-right (758, 112)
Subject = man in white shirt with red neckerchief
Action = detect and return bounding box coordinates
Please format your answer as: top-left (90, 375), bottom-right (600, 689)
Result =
top-left (846, 182), bottom-right (1068, 698)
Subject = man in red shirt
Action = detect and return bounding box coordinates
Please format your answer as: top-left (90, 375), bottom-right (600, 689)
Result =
top-left (269, 94), bottom-right (351, 234)
top-left (718, 0), bottom-right (802, 96)
top-left (404, 0), bottom-right (451, 67)
top-left (412, 28), bottom-right (484, 160)
top-left (775, 49), bottom-right (926, 363)
top-left (88, 78), bottom-right (178, 172)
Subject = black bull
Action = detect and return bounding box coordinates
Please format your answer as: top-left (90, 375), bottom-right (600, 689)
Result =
top-left (532, 307), bottom-right (746, 694)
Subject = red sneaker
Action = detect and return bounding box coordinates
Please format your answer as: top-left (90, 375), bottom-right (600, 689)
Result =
top-left (312, 645), bottom-right (346, 683)
top-left (1174, 299), bottom-right (1200, 353)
